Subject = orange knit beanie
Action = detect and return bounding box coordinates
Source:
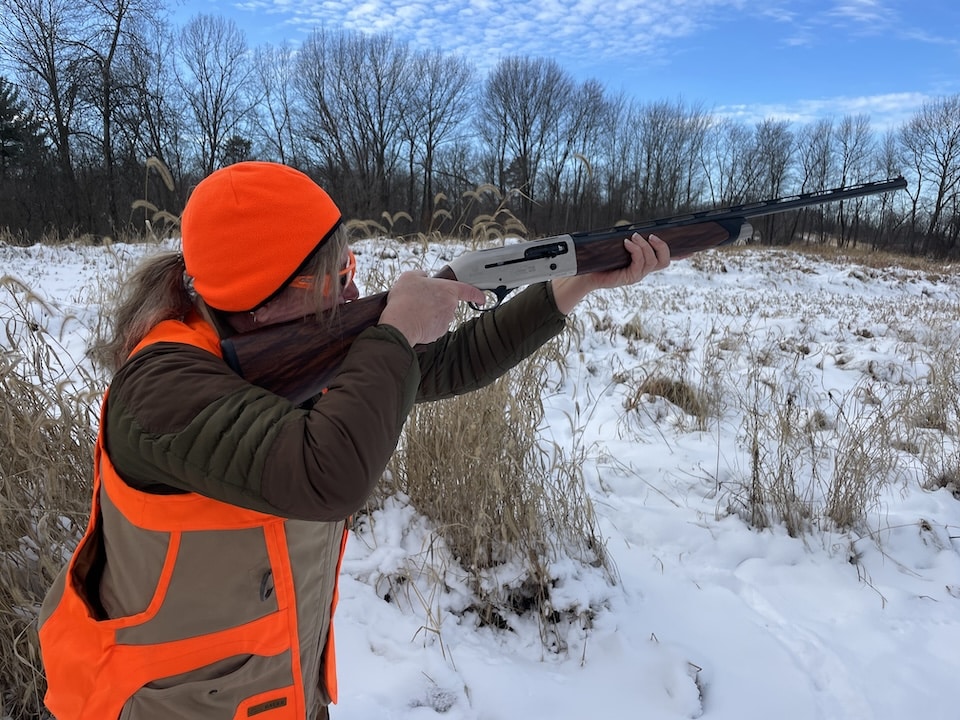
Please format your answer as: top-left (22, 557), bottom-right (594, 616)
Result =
top-left (181, 162), bottom-right (342, 311)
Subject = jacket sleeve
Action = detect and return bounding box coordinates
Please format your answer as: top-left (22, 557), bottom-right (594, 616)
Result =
top-left (103, 324), bottom-right (420, 522)
top-left (414, 281), bottom-right (568, 402)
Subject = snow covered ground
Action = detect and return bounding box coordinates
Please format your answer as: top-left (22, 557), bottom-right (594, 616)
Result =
top-left (3, 237), bottom-right (959, 719)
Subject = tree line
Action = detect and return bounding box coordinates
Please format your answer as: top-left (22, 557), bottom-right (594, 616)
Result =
top-left (2, 0), bottom-right (959, 256)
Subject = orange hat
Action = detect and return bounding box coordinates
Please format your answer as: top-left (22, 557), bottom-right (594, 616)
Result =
top-left (181, 162), bottom-right (342, 311)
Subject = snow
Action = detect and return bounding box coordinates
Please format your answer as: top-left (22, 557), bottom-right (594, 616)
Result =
top-left (2, 237), bottom-right (959, 720)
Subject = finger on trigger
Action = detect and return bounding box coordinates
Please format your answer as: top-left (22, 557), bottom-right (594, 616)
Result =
top-left (450, 279), bottom-right (486, 305)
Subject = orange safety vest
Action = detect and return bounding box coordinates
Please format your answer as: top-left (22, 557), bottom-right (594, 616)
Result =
top-left (39, 315), bottom-right (346, 719)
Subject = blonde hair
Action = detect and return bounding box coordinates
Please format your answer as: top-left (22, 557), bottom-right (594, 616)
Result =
top-left (90, 227), bottom-right (350, 374)
top-left (287, 224), bottom-right (350, 313)
top-left (89, 252), bottom-right (193, 372)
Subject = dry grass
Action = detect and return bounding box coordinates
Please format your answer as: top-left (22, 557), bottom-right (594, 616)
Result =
top-left (788, 240), bottom-right (956, 275)
top-left (378, 336), bottom-right (614, 651)
top-left (1, 278), bottom-right (101, 719)
top-left (725, 316), bottom-right (960, 536)
top-left (895, 337), bottom-right (960, 497)
top-left (614, 315), bottom-right (726, 435)
top-left (734, 366), bottom-right (898, 536)
top-left (624, 376), bottom-right (713, 427)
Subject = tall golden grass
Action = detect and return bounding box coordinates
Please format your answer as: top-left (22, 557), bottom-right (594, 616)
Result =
top-left (1, 276), bottom-right (102, 719)
top-left (380, 336), bottom-right (614, 650)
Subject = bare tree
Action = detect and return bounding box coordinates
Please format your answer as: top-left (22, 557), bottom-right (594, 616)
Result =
top-left (541, 78), bottom-right (609, 232)
top-left (0, 0), bottom-right (85, 228)
top-left (898, 94), bottom-right (960, 255)
top-left (596, 93), bottom-right (640, 223)
top-left (869, 129), bottom-right (907, 250)
top-left (833, 114), bottom-right (876, 246)
top-left (751, 119), bottom-right (794, 243)
top-left (251, 42), bottom-right (303, 165)
top-left (355, 34), bottom-right (413, 213)
top-left (835, 115), bottom-right (874, 185)
top-left (634, 98), bottom-right (710, 217)
top-left (702, 117), bottom-right (759, 205)
top-left (72, 0), bottom-right (163, 230)
top-left (294, 30), bottom-right (346, 181)
top-left (400, 49), bottom-right (476, 230)
top-left (479, 56), bottom-right (572, 229)
top-left (178, 13), bottom-right (253, 176)
top-left (793, 118), bottom-right (835, 243)
top-left (796, 118), bottom-right (835, 189)
top-left (296, 29), bottom-right (412, 218)
top-left (433, 136), bottom-right (483, 225)
top-left (752, 119), bottom-right (794, 196)
top-left (119, 17), bottom-right (187, 185)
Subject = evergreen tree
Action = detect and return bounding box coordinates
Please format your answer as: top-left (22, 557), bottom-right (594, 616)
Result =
top-left (0, 76), bottom-right (43, 176)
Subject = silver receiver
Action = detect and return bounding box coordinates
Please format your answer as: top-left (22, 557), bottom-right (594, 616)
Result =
top-left (445, 235), bottom-right (578, 294)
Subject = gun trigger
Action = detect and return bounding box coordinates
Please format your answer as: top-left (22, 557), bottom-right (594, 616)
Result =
top-left (469, 287), bottom-right (510, 312)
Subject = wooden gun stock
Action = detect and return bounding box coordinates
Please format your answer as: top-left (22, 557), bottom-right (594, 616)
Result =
top-left (221, 293), bottom-right (389, 404)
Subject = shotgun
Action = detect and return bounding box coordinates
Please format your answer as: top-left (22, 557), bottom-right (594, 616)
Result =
top-left (221, 176), bottom-right (907, 403)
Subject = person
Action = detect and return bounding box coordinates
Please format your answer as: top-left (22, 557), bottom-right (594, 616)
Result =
top-left (37, 161), bottom-right (670, 719)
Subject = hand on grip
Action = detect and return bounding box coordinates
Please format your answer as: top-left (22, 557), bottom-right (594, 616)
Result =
top-left (379, 271), bottom-right (487, 346)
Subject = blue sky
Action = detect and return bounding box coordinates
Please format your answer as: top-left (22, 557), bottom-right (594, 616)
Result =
top-left (185, 0), bottom-right (959, 130)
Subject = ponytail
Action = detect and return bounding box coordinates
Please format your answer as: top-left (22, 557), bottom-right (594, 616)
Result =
top-left (89, 252), bottom-right (194, 373)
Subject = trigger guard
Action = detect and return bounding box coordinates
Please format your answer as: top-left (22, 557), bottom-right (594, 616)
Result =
top-left (469, 286), bottom-right (511, 312)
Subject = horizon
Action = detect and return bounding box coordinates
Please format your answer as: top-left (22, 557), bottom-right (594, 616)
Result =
top-left (185, 0), bottom-right (960, 132)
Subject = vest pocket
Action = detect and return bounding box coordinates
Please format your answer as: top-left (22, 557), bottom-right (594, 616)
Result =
top-left (119, 652), bottom-right (298, 720)
top-left (234, 686), bottom-right (297, 719)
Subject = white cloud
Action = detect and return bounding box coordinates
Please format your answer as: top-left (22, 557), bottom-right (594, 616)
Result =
top-left (248, 0), bottom-right (745, 68)
top-left (715, 91), bottom-right (934, 131)
top-left (827, 0), bottom-right (896, 28)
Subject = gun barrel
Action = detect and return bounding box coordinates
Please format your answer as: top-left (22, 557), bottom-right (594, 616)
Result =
top-left (720, 176), bottom-right (907, 221)
top-left (588, 176), bottom-right (907, 236)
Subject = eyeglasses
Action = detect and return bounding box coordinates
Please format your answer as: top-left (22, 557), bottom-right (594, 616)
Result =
top-left (290, 249), bottom-right (356, 295)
